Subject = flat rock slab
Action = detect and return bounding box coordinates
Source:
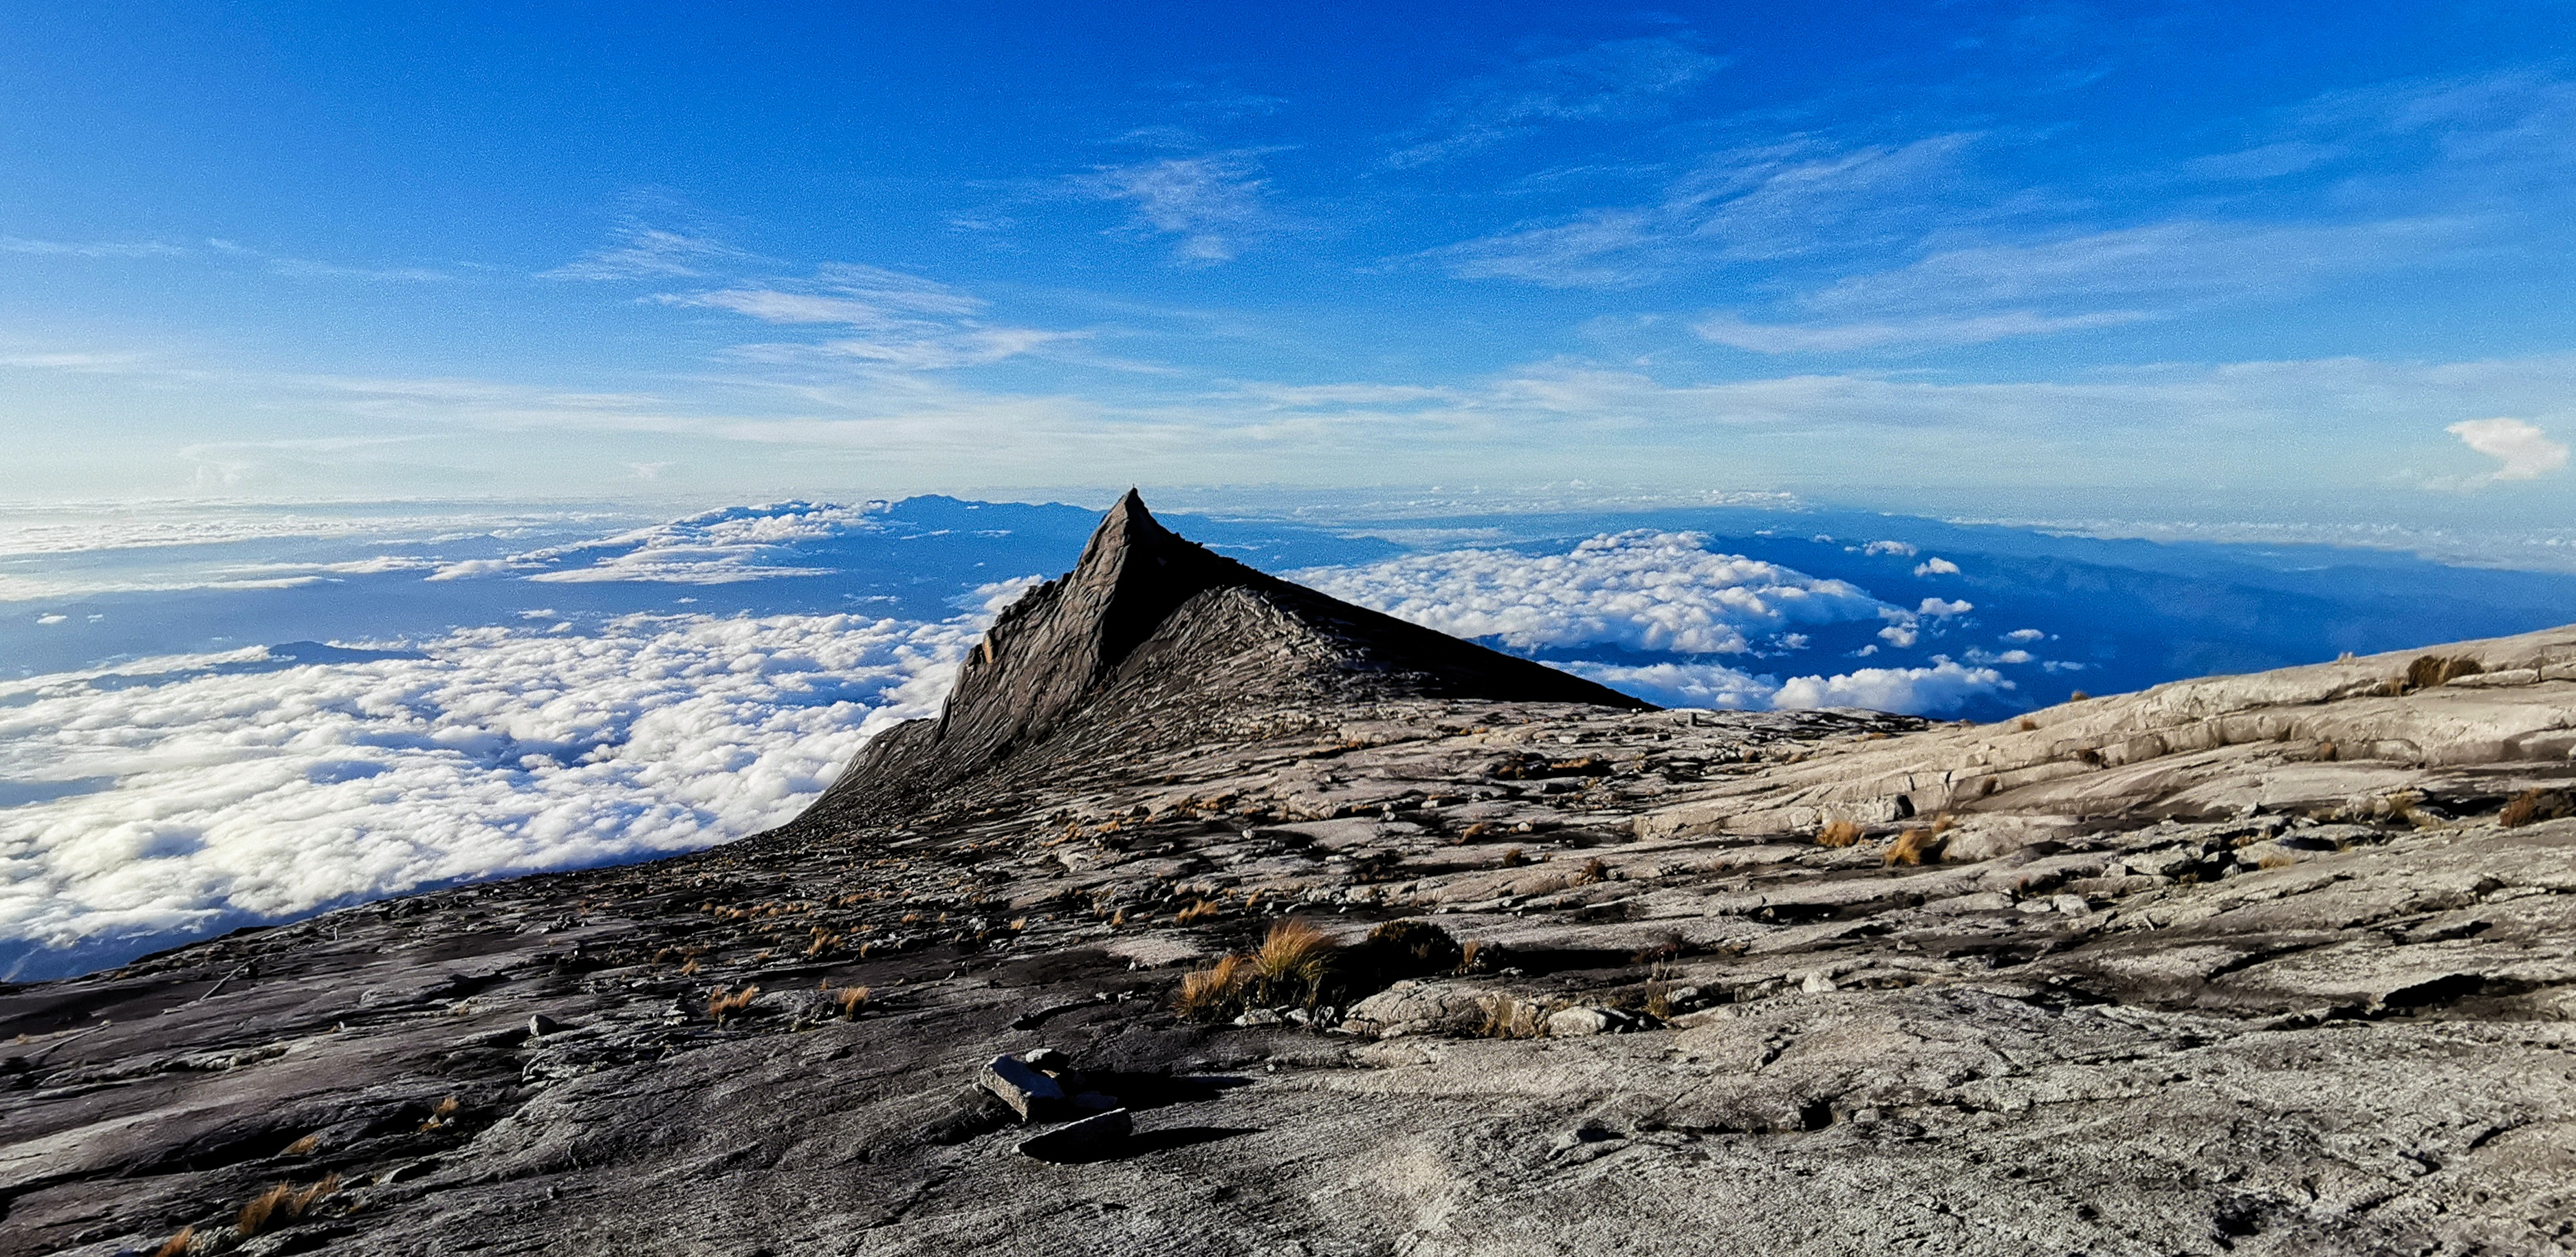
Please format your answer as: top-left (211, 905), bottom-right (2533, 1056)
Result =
top-left (979, 1053), bottom-right (1066, 1122)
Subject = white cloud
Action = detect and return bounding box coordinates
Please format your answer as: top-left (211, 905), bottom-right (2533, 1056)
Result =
top-left (1918, 597), bottom-right (1974, 616)
top-left (2445, 417), bottom-right (2567, 483)
top-left (1913, 556), bottom-right (1961, 576)
top-left (0, 602), bottom-right (1001, 974)
top-left (1555, 659), bottom-right (1777, 710)
top-left (2005, 628), bottom-right (2045, 642)
top-left (1558, 657), bottom-right (2011, 715)
top-left (433, 501), bottom-right (893, 584)
top-left (1293, 530), bottom-right (1889, 655)
top-left (1771, 660), bottom-right (2011, 713)
top-left (1861, 540), bottom-right (1917, 556)
top-left (1877, 624), bottom-right (1919, 648)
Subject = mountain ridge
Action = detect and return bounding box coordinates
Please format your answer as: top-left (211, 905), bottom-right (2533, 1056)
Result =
top-left (803, 490), bottom-right (1646, 825)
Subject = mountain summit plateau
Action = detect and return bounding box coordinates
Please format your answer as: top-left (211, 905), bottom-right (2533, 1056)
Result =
top-left (7, 495), bottom-right (2576, 1256)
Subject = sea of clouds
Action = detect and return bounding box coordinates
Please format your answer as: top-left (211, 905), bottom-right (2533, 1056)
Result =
top-left (0, 502), bottom-right (2108, 976)
top-left (1294, 529), bottom-right (2018, 713)
top-left (0, 566), bottom-right (1037, 979)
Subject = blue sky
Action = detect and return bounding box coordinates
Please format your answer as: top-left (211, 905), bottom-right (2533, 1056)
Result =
top-left (3, 1), bottom-right (2573, 534)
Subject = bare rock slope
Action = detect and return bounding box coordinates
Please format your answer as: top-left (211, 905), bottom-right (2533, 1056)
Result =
top-left (6, 496), bottom-right (2576, 1257)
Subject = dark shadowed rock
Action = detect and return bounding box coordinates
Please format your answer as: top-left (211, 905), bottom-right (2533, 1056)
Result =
top-left (1015, 1106), bottom-right (1131, 1162)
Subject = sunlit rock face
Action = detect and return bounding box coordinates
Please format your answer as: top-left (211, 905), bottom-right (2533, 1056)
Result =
top-left (6, 495), bottom-right (2576, 1257)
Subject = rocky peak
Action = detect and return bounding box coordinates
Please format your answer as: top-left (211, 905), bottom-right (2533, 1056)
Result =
top-left (807, 490), bottom-right (1646, 820)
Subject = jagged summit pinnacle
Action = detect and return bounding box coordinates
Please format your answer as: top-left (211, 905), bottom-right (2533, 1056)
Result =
top-left (803, 490), bottom-right (1647, 822)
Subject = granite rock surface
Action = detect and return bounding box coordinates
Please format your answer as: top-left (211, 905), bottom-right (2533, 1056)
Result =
top-left (6, 496), bottom-right (2575, 1256)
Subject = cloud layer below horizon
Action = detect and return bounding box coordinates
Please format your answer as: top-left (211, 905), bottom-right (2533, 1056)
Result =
top-left (0, 603), bottom-right (1001, 974)
top-left (1295, 529), bottom-right (2019, 714)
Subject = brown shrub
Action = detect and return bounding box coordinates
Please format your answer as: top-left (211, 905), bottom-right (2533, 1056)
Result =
top-left (2016, 717), bottom-right (2038, 732)
top-left (1885, 828), bottom-right (1944, 866)
top-left (2500, 788), bottom-right (2575, 828)
top-left (151, 1227), bottom-right (194, 1257)
top-left (1176, 899), bottom-right (1221, 924)
top-left (2404, 654), bottom-right (2483, 691)
top-left (833, 985), bottom-right (871, 1018)
top-left (1572, 857), bottom-right (1609, 885)
top-left (1498, 847), bottom-right (1528, 867)
top-left (1364, 919), bottom-right (1464, 976)
top-left (2068, 690), bottom-right (2092, 701)
top-left (281, 1132), bottom-right (322, 1156)
top-left (1456, 939), bottom-right (1487, 974)
top-left (1814, 819), bottom-right (1864, 848)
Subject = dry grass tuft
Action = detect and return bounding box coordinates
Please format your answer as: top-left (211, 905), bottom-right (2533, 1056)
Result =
top-left (833, 985), bottom-right (871, 1018)
top-left (418, 1095), bottom-right (459, 1131)
top-left (1456, 939), bottom-right (1487, 974)
top-left (1885, 828), bottom-right (1945, 866)
top-left (1498, 847), bottom-right (1528, 867)
top-left (2500, 788), bottom-right (2575, 828)
top-left (1814, 819), bottom-right (1864, 848)
top-left (1477, 998), bottom-right (1547, 1039)
top-left (1175, 898), bottom-right (1222, 924)
top-left (1252, 919), bottom-right (1335, 994)
top-left (2016, 716), bottom-right (2039, 732)
top-left (235, 1172), bottom-right (340, 1237)
top-left (151, 1227), bottom-right (194, 1257)
top-left (1572, 857), bottom-right (1609, 885)
top-left (1174, 952), bottom-right (1251, 1020)
top-left (2068, 690), bottom-right (2092, 701)
top-left (281, 1132), bottom-right (322, 1156)
top-left (708, 984), bottom-right (761, 1025)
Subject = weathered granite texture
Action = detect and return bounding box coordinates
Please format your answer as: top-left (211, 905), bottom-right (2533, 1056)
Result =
top-left (6, 496), bottom-right (2575, 1256)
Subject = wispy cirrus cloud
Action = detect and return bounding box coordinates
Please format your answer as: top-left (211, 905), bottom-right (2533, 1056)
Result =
top-left (0, 235), bottom-right (188, 259)
top-left (544, 226), bottom-right (755, 281)
top-left (665, 262), bottom-right (1084, 371)
top-left (1421, 133), bottom-right (1978, 287)
top-left (1076, 152), bottom-right (1276, 265)
top-left (1386, 36), bottom-right (1727, 169)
